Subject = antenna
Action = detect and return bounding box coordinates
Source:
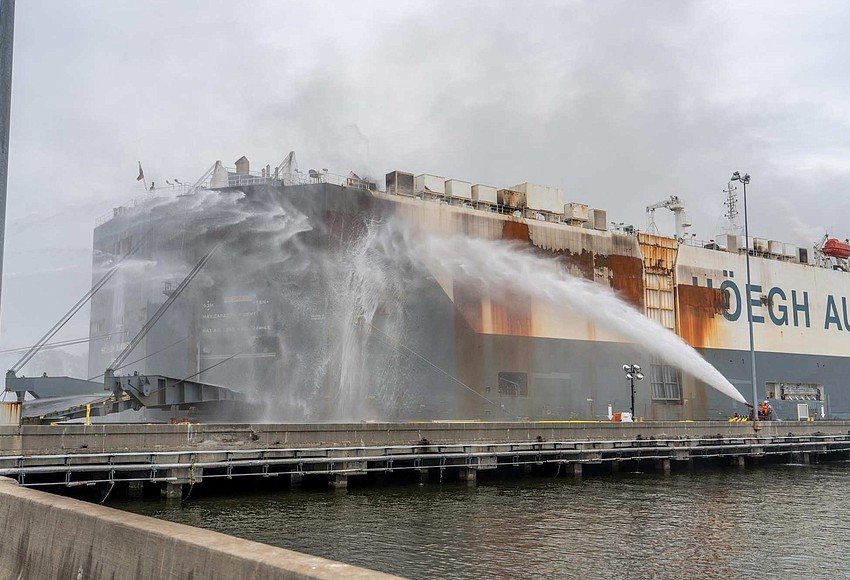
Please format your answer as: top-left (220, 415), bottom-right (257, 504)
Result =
top-left (723, 181), bottom-right (740, 233)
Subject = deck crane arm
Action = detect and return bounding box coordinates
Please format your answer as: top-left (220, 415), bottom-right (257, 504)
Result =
top-left (645, 195), bottom-right (692, 240)
top-left (5, 234), bottom-right (149, 386)
top-left (274, 151), bottom-right (298, 184)
top-left (103, 241), bottom-right (223, 391)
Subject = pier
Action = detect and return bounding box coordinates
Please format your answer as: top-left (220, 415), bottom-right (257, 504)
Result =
top-left (2, 420), bottom-right (850, 497)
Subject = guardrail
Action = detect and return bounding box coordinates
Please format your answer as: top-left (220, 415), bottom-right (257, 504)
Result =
top-left (5, 433), bottom-right (849, 488)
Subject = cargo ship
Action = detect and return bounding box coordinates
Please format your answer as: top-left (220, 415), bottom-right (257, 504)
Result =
top-left (86, 154), bottom-right (850, 422)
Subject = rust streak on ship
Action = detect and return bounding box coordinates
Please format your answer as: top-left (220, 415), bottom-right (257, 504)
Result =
top-left (677, 284), bottom-right (729, 348)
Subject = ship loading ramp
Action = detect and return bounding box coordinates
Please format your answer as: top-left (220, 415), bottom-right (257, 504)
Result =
top-left (17, 375), bottom-right (253, 425)
top-left (4, 226), bottom-right (248, 425)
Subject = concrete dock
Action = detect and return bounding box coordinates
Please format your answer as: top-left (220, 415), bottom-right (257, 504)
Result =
top-left (0, 477), bottom-right (400, 580)
top-left (1, 420), bottom-right (848, 496)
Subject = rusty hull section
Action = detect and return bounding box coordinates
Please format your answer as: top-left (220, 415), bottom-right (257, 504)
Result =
top-left (638, 233), bottom-right (677, 275)
top-left (382, 194), bottom-right (728, 419)
top-left (677, 284), bottom-right (730, 348)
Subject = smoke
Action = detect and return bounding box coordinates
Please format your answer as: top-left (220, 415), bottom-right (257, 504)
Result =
top-left (773, 197), bottom-right (823, 249)
top-left (96, 184), bottom-right (746, 423)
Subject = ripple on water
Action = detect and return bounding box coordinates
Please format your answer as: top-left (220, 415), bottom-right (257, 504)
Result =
top-left (117, 465), bottom-right (850, 580)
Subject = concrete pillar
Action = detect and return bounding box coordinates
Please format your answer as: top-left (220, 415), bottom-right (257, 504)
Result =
top-left (290, 472), bottom-right (303, 489)
top-left (570, 463), bottom-right (582, 480)
top-left (459, 467), bottom-right (477, 486)
top-left (328, 474), bottom-right (348, 491)
top-left (800, 452), bottom-right (811, 465)
top-left (734, 456), bottom-right (745, 468)
top-left (610, 461), bottom-right (620, 473)
top-left (128, 480), bottom-right (144, 499)
top-left (160, 482), bottom-right (182, 500)
top-left (658, 459), bottom-right (671, 475)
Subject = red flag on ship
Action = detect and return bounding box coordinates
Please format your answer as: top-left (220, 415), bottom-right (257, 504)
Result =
top-left (136, 162), bottom-right (145, 181)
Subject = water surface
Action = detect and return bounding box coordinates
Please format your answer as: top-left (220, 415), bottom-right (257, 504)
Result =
top-left (117, 464), bottom-right (850, 579)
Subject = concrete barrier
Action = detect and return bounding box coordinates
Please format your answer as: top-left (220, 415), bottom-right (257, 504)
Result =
top-left (0, 478), bottom-right (399, 580)
top-left (1, 420), bottom-right (848, 456)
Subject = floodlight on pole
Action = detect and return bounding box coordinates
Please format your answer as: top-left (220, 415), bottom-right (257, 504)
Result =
top-left (731, 170), bottom-right (758, 419)
top-left (622, 364), bottom-right (644, 420)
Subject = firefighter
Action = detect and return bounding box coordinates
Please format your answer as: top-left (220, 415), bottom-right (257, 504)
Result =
top-left (759, 400), bottom-right (770, 421)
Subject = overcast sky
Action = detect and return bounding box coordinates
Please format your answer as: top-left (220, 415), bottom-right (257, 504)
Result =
top-left (2, 0), bottom-right (850, 356)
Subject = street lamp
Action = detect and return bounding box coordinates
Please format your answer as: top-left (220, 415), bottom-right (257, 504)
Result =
top-left (731, 171), bottom-right (759, 419)
top-left (622, 364), bottom-right (644, 420)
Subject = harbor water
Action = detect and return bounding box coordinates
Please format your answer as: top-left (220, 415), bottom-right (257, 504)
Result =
top-left (117, 464), bottom-right (850, 579)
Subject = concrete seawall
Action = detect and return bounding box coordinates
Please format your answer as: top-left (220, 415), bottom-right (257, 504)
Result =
top-left (0, 477), bottom-right (398, 580)
top-left (0, 420), bottom-right (847, 456)
top-left (2, 420), bottom-right (848, 497)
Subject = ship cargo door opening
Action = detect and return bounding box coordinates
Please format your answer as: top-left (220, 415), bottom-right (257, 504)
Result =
top-left (498, 372), bottom-right (529, 419)
top-left (765, 381), bottom-right (826, 420)
top-left (644, 270), bottom-right (682, 419)
top-left (639, 233), bottom-right (684, 419)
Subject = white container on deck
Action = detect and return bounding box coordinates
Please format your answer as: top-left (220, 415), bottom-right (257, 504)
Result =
top-left (510, 182), bottom-right (565, 213)
top-left (753, 238), bottom-right (769, 253)
top-left (783, 243), bottom-right (799, 259)
top-left (717, 234), bottom-right (736, 251)
top-left (472, 184), bottom-right (498, 204)
top-left (415, 174), bottom-right (446, 195)
top-left (768, 240), bottom-right (784, 255)
top-left (564, 202), bottom-right (589, 223)
top-left (445, 179), bottom-right (473, 200)
top-left (588, 209), bottom-right (607, 231)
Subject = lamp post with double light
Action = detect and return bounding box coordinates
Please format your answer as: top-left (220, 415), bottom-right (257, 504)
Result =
top-left (731, 171), bottom-right (759, 418)
top-left (622, 364), bottom-right (644, 420)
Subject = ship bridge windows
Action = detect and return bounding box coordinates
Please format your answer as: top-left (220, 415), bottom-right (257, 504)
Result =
top-left (498, 372), bottom-right (528, 397)
top-left (650, 360), bottom-right (682, 402)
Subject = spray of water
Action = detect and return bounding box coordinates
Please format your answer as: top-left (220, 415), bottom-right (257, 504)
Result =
top-left (384, 225), bottom-right (747, 404)
top-left (323, 220), bottom-right (411, 419)
top-left (92, 185), bottom-right (745, 421)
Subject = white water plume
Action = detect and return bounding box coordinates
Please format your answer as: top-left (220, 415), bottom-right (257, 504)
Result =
top-left (96, 184), bottom-right (746, 420)
top-left (389, 226), bottom-right (748, 405)
top-left (328, 220), bottom-right (409, 418)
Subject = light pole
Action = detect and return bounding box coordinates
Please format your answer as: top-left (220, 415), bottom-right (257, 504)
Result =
top-left (731, 171), bottom-right (759, 419)
top-left (622, 364), bottom-right (644, 420)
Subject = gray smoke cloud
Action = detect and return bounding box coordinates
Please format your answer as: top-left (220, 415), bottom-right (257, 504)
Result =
top-left (4, 0), bottom-right (850, 365)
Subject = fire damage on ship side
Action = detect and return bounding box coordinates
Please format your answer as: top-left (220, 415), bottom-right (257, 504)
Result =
top-left (6, 153), bottom-right (849, 423)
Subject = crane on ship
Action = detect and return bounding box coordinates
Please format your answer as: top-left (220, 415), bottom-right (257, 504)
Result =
top-left (274, 151), bottom-right (300, 185)
top-left (645, 196), bottom-right (692, 241)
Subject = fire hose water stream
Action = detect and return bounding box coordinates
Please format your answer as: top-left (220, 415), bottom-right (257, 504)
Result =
top-left (365, 220), bottom-right (748, 405)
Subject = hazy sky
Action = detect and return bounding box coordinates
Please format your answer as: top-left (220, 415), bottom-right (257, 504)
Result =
top-left (2, 0), bottom-right (850, 355)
